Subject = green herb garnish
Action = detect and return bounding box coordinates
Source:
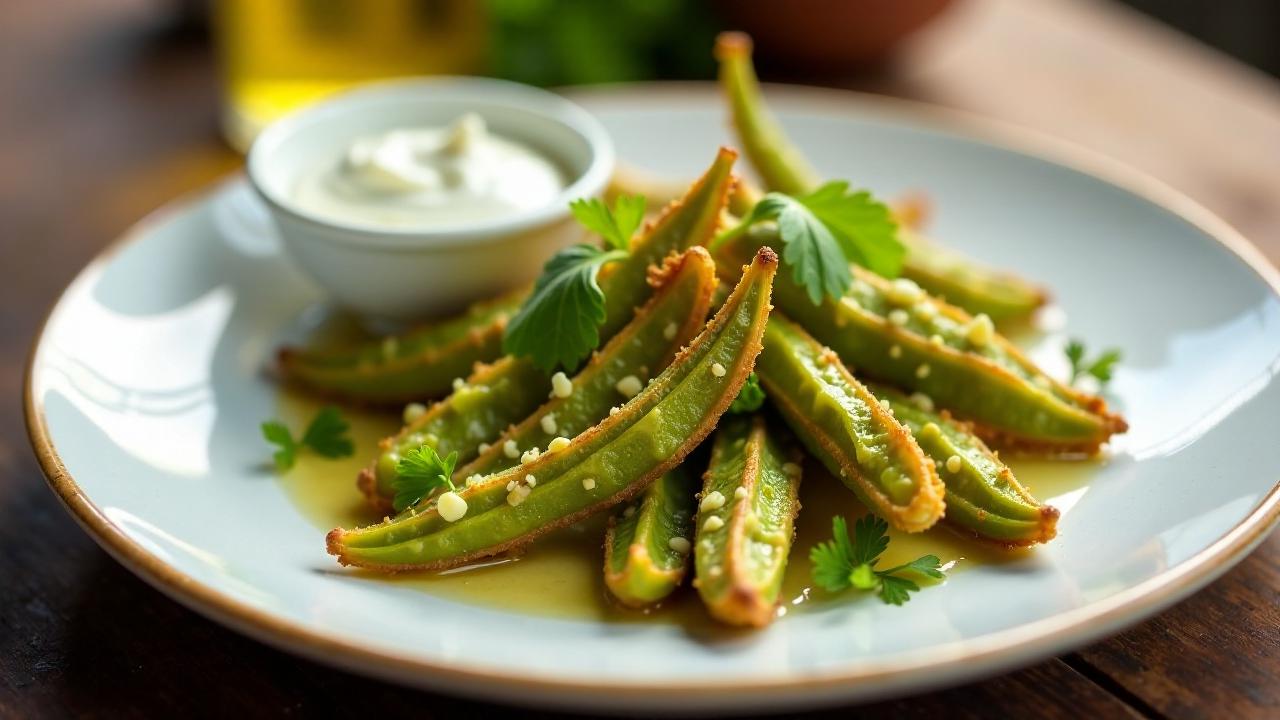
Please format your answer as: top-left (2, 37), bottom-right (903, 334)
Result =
top-left (714, 181), bottom-right (903, 304)
top-left (1065, 339), bottom-right (1122, 386)
top-left (392, 445), bottom-right (460, 513)
top-left (261, 406), bottom-right (354, 472)
top-left (503, 195), bottom-right (646, 372)
top-left (569, 195), bottom-right (646, 251)
top-left (727, 372), bottom-right (766, 414)
top-left (810, 515), bottom-right (944, 605)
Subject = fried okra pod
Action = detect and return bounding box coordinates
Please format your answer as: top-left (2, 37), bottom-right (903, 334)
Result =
top-left (603, 467), bottom-right (700, 607)
top-left (756, 314), bottom-right (945, 532)
top-left (694, 414), bottom-right (802, 627)
top-left (869, 383), bottom-right (1060, 546)
top-left (278, 290), bottom-right (524, 406)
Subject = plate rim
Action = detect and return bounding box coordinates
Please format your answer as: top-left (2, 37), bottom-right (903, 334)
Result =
top-left (23, 81), bottom-right (1280, 710)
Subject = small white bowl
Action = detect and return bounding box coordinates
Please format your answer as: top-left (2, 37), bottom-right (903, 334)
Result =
top-left (247, 77), bottom-right (614, 320)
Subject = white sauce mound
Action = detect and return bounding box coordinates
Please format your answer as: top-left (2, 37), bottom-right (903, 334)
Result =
top-left (293, 113), bottom-right (566, 228)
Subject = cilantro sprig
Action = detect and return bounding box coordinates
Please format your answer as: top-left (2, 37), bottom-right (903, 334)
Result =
top-left (503, 195), bottom-right (646, 372)
top-left (392, 445), bottom-right (459, 513)
top-left (714, 181), bottom-right (903, 304)
top-left (727, 373), bottom-right (766, 414)
top-left (261, 406), bottom-right (354, 472)
top-left (1065, 339), bottom-right (1122, 387)
top-left (810, 515), bottom-right (944, 605)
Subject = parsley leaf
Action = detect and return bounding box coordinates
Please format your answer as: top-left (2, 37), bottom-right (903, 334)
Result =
top-left (808, 515), bottom-right (944, 605)
top-left (261, 421), bottom-right (298, 472)
top-left (798, 182), bottom-right (903, 278)
top-left (727, 373), bottom-right (766, 414)
top-left (568, 195), bottom-right (647, 251)
top-left (261, 407), bottom-right (354, 472)
top-left (503, 194), bottom-right (647, 372)
top-left (300, 406), bottom-right (354, 458)
top-left (392, 446), bottom-right (459, 513)
top-left (1065, 339), bottom-right (1122, 386)
top-left (503, 244), bottom-right (627, 372)
top-left (716, 182), bottom-right (903, 305)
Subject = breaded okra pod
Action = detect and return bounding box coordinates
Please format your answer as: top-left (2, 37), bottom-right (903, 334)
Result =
top-left (694, 414), bottom-right (802, 627)
top-left (356, 150), bottom-right (738, 509)
top-left (455, 248), bottom-right (717, 480)
top-left (719, 226), bottom-right (1127, 455)
top-left (869, 382), bottom-right (1059, 546)
top-left (603, 466), bottom-right (699, 607)
top-left (280, 147), bottom-right (737, 406)
top-left (326, 247), bottom-right (778, 571)
top-left (714, 31), bottom-right (1046, 320)
top-left (756, 314), bottom-right (945, 532)
top-left (278, 289), bottom-right (525, 405)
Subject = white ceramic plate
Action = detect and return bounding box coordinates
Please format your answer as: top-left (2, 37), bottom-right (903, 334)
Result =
top-left (26, 85), bottom-right (1280, 714)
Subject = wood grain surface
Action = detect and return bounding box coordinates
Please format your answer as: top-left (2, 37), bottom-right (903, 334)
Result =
top-left (2, 0), bottom-right (1276, 717)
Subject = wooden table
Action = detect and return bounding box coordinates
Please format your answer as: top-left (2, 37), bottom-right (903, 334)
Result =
top-left (2, 0), bottom-right (1276, 716)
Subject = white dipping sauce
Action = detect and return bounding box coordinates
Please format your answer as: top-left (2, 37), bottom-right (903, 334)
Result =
top-left (292, 113), bottom-right (566, 228)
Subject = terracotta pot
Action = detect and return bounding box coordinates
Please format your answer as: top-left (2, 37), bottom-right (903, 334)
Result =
top-left (714, 0), bottom-right (956, 72)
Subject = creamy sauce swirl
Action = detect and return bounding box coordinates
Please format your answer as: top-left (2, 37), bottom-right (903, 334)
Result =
top-left (293, 113), bottom-right (566, 228)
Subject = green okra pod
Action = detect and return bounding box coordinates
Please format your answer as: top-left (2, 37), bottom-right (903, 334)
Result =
top-left (714, 31), bottom-right (1046, 320)
top-left (603, 466), bottom-right (700, 607)
top-left (869, 382), bottom-right (1060, 546)
top-left (694, 413), bottom-right (802, 627)
top-left (720, 226), bottom-right (1127, 455)
top-left (456, 248), bottom-right (717, 480)
top-left (895, 228), bottom-right (1049, 322)
top-left (756, 314), bottom-right (945, 532)
top-left (326, 246), bottom-right (778, 571)
top-left (278, 289), bottom-right (525, 405)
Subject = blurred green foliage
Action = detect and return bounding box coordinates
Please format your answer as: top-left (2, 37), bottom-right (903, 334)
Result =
top-left (486, 0), bottom-right (720, 85)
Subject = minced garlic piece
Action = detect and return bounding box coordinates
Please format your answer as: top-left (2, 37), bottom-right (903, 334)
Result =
top-left (402, 402), bottom-right (427, 424)
top-left (437, 491), bottom-right (468, 522)
top-left (540, 413), bottom-right (557, 435)
top-left (886, 278), bottom-right (925, 305)
top-left (909, 392), bottom-right (935, 412)
top-left (547, 436), bottom-right (571, 453)
top-left (615, 375), bottom-right (643, 398)
top-left (550, 371), bottom-right (573, 398)
top-left (506, 485), bottom-right (531, 506)
top-left (945, 455), bottom-right (963, 473)
top-left (700, 490), bottom-right (726, 512)
top-left (965, 313), bottom-right (995, 347)
top-left (663, 322), bottom-right (678, 341)
top-left (668, 536), bottom-right (691, 554)
top-left (710, 362), bottom-right (727, 377)
top-left (702, 516), bottom-right (725, 532)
